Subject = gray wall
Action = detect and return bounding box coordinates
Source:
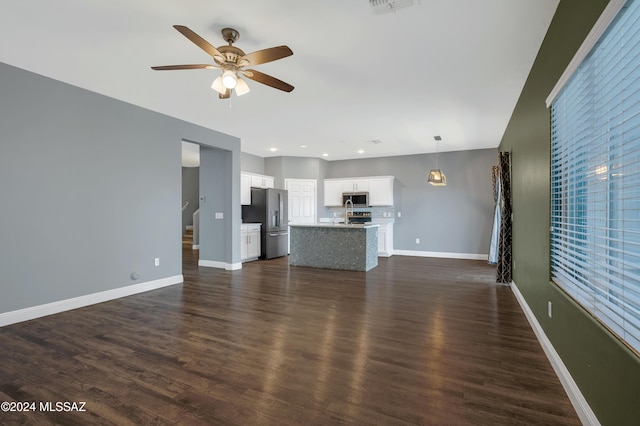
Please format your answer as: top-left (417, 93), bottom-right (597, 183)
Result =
top-left (181, 167), bottom-right (199, 232)
top-left (0, 62), bottom-right (240, 314)
top-left (327, 149), bottom-right (497, 255)
top-left (241, 152), bottom-right (265, 174)
top-left (265, 156), bottom-right (329, 218)
top-left (199, 147), bottom-right (241, 265)
top-left (254, 149), bottom-right (496, 256)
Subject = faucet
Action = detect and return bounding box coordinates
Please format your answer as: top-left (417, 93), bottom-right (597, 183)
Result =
top-left (344, 198), bottom-right (354, 225)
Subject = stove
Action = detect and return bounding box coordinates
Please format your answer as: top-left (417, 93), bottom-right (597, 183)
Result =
top-left (347, 211), bottom-right (372, 224)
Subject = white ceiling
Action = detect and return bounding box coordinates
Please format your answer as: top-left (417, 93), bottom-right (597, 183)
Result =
top-left (1, 0), bottom-right (559, 161)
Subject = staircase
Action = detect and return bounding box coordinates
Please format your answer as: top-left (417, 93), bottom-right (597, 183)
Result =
top-left (183, 227), bottom-right (194, 249)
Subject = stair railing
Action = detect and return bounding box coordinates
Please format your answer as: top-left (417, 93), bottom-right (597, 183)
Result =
top-left (192, 209), bottom-right (200, 248)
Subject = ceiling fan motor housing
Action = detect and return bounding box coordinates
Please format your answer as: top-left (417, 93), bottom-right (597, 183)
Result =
top-left (217, 45), bottom-right (245, 65)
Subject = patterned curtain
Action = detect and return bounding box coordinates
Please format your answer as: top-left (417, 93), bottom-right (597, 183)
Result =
top-left (496, 152), bottom-right (512, 283)
top-left (488, 166), bottom-right (500, 265)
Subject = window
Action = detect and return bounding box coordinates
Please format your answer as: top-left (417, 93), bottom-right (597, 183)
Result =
top-left (550, 0), bottom-right (640, 355)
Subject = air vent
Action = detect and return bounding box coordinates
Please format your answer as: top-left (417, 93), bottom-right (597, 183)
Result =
top-left (367, 139), bottom-right (383, 144)
top-left (369, 0), bottom-right (415, 15)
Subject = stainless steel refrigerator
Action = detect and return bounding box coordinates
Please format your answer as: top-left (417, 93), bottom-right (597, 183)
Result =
top-left (241, 188), bottom-right (288, 259)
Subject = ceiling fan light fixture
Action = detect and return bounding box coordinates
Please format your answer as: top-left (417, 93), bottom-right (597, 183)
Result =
top-left (211, 76), bottom-right (224, 94)
top-left (235, 77), bottom-right (250, 96)
top-left (222, 70), bottom-right (237, 89)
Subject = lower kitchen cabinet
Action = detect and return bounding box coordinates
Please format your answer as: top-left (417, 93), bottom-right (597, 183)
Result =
top-left (377, 223), bottom-right (393, 257)
top-left (241, 223), bottom-right (261, 261)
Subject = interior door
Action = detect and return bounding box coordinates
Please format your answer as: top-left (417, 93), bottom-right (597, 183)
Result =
top-left (285, 179), bottom-right (317, 252)
top-left (286, 179), bottom-right (316, 224)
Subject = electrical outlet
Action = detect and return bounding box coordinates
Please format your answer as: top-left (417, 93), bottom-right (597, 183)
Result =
top-left (154, 258), bottom-right (160, 267)
top-left (548, 301), bottom-right (553, 318)
top-left (416, 238), bottom-right (420, 244)
top-left (398, 211), bottom-right (402, 218)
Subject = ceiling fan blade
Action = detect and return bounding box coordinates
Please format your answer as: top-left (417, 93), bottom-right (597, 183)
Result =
top-left (173, 25), bottom-right (225, 63)
top-left (151, 64), bottom-right (218, 71)
top-left (219, 88), bottom-right (232, 99)
top-left (242, 69), bottom-right (294, 93)
top-left (238, 46), bottom-right (293, 67)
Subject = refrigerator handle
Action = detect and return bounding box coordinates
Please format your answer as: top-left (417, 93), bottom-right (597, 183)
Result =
top-left (279, 192), bottom-right (284, 228)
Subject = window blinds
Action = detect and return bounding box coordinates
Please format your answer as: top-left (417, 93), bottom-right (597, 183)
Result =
top-left (551, 0), bottom-right (640, 355)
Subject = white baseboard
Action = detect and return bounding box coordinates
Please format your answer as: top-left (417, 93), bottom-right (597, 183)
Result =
top-left (393, 249), bottom-right (488, 261)
top-left (0, 275), bottom-right (183, 328)
top-left (198, 259), bottom-right (242, 270)
top-left (511, 281), bottom-right (600, 426)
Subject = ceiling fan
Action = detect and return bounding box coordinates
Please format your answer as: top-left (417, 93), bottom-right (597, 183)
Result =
top-left (152, 25), bottom-right (294, 99)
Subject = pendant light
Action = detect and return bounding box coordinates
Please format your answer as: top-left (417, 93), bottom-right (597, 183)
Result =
top-left (428, 136), bottom-right (446, 186)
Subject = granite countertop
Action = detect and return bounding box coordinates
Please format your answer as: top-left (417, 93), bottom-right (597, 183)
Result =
top-left (289, 223), bottom-right (379, 229)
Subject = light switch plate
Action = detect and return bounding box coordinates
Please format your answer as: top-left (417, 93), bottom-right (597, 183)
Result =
top-left (215, 212), bottom-right (223, 219)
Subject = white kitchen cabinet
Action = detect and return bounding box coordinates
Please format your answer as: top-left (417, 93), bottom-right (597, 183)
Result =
top-left (241, 172), bottom-right (275, 205)
top-left (368, 177), bottom-right (394, 206)
top-left (324, 180), bottom-right (344, 206)
top-left (341, 179), bottom-right (369, 192)
top-left (241, 173), bottom-right (252, 205)
top-left (250, 174), bottom-right (274, 189)
top-left (377, 223), bottom-right (393, 257)
top-left (241, 223), bottom-right (261, 261)
top-left (324, 176), bottom-right (395, 206)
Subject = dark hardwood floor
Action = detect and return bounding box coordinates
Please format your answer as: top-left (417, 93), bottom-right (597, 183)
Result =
top-left (0, 250), bottom-right (581, 425)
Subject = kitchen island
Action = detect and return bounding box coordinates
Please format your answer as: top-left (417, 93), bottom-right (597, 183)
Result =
top-left (289, 223), bottom-right (379, 271)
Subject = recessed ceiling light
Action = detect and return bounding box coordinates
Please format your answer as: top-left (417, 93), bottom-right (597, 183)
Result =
top-left (269, 147), bottom-right (278, 152)
top-left (322, 153), bottom-right (328, 157)
top-left (300, 145), bottom-right (307, 148)
top-left (357, 149), bottom-right (365, 154)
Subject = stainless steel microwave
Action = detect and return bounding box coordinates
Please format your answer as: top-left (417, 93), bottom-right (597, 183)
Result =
top-left (342, 192), bottom-right (369, 207)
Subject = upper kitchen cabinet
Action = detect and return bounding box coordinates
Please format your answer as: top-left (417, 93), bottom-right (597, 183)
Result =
top-left (241, 172), bottom-right (275, 205)
top-left (250, 174), bottom-right (274, 189)
top-left (324, 180), bottom-right (344, 206)
top-left (241, 173), bottom-right (251, 205)
top-left (368, 177), bottom-right (394, 206)
top-left (341, 179), bottom-right (369, 192)
top-left (324, 176), bottom-right (394, 206)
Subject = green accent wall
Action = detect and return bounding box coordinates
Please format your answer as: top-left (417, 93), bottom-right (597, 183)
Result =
top-left (499, 1), bottom-right (640, 424)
